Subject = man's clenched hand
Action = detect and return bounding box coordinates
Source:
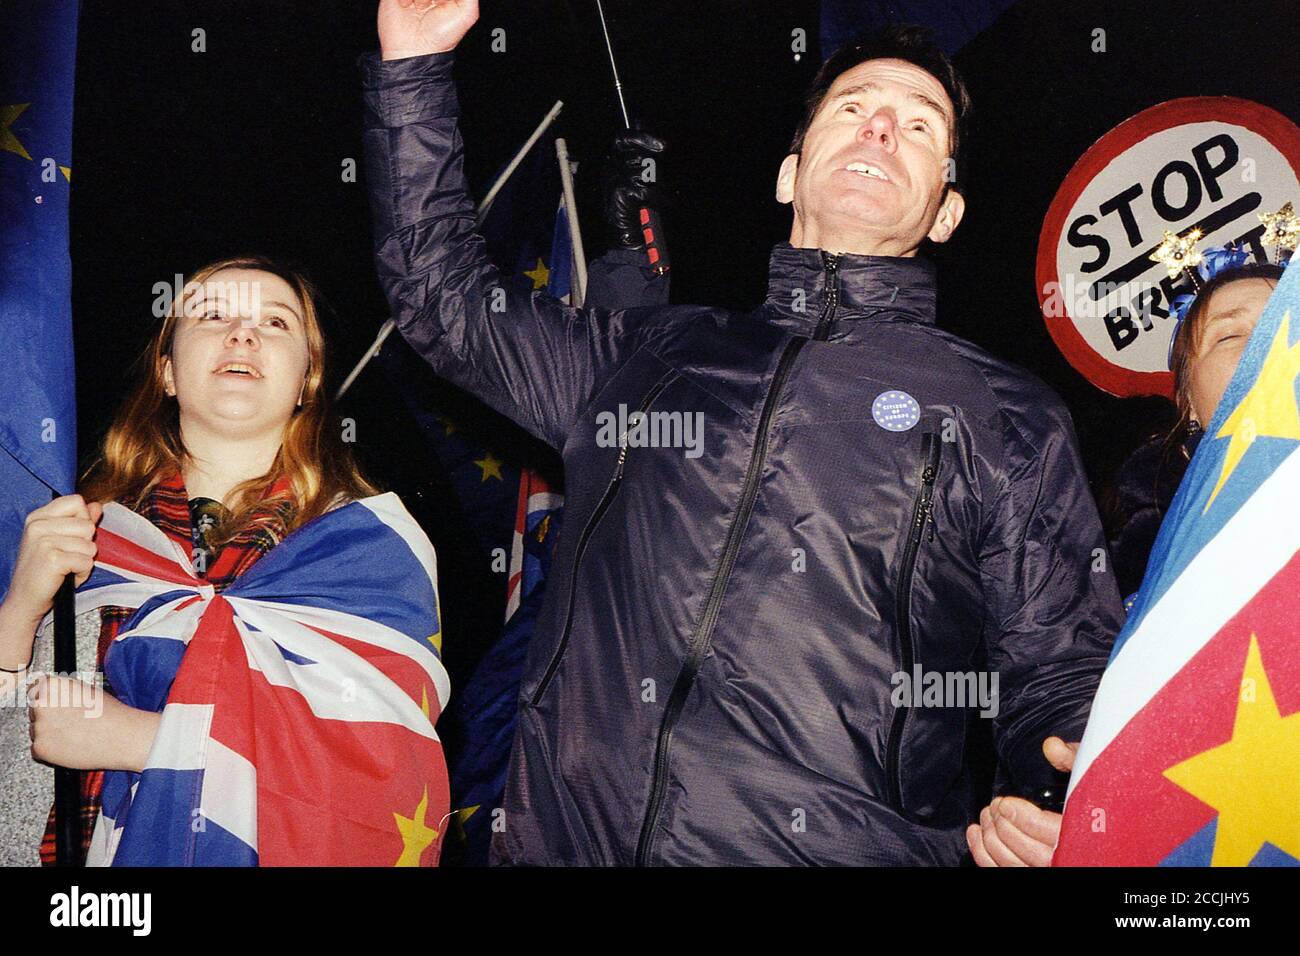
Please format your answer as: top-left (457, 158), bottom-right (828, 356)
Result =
top-left (378, 0), bottom-right (479, 61)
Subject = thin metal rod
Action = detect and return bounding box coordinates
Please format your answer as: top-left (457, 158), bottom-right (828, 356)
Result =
top-left (337, 101), bottom-right (564, 401)
top-left (555, 138), bottom-right (588, 306)
top-left (334, 318), bottom-right (397, 401)
top-left (595, 0), bottom-right (631, 128)
top-left (477, 100), bottom-right (564, 222)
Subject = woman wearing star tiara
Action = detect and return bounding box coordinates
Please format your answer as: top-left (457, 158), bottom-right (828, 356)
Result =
top-left (966, 206), bottom-right (1298, 867)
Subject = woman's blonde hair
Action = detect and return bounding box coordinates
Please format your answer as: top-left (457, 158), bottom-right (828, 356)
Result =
top-left (80, 255), bottom-right (379, 546)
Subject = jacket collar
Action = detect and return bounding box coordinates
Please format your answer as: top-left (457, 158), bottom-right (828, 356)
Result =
top-left (762, 242), bottom-right (938, 336)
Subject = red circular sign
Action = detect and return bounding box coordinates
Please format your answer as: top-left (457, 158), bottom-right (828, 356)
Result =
top-left (1036, 97), bottom-right (1300, 398)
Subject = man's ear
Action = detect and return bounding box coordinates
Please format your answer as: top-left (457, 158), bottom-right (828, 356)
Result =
top-left (162, 356), bottom-right (176, 397)
top-left (776, 153), bottom-right (799, 205)
top-left (927, 187), bottom-right (965, 244)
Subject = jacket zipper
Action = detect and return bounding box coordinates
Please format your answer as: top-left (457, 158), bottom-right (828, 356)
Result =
top-left (529, 369), bottom-right (678, 708)
top-left (634, 252), bottom-right (841, 864)
top-left (885, 430), bottom-right (941, 816)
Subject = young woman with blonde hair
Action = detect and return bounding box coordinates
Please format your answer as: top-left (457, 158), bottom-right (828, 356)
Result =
top-left (0, 256), bottom-right (450, 866)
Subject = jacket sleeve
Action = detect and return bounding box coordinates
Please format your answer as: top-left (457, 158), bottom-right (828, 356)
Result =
top-left (977, 383), bottom-right (1125, 789)
top-left (360, 51), bottom-right (655, 450)
top-left (585, 247), bottom-right (670, 311)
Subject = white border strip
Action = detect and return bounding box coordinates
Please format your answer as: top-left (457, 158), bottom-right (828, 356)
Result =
top-left (1068, 445), bottom-right (1300, 794)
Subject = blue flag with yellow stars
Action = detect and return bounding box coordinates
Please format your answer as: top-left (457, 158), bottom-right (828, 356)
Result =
top-left (1058, 253), bottom-right (1300, 866)
top-left (479, 133), bottom-right (574, 301)
top-left (0, 0), bottom-right (79, 602)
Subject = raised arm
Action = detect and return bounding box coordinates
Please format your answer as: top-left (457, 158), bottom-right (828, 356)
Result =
top-left (363, 0), bottom-right (652, 449)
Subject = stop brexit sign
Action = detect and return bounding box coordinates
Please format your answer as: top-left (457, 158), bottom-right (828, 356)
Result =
top-left (1036, 98), bottom-right (1300, 398)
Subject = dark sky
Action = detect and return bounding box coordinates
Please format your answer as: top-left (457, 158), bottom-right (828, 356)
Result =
top-left (69, 0), bottom-right (1300, 493)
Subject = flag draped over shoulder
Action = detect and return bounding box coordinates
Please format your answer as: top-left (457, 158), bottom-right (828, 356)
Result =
top-left (42, 494), bottom-right (451, 866)
top-left (0, 0), bottom-right (79, 601)
top-left (1056, 257), bottom-right (1300, 867)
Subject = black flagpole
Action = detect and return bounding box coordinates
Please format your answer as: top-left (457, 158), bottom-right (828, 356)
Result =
top-left (51, 493), bottom-right (80, 865)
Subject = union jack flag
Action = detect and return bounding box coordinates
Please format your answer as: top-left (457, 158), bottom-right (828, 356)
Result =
top-left (42, 493), bottom-right (450, 866)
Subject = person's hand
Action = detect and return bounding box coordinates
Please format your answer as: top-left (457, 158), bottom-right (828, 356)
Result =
top-left (1, 494), bottom-right (102, 633)
top-left (603, 130), bottom-right (667, 249)
top-left (378, 0), bottom-right (479, 61)
top-left (28, 674), bottom-right (160, 772)
top-left (966, 736), bottom-right (1078, 867)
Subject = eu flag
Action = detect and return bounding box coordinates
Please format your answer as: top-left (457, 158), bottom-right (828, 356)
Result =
top-left (1057, 255), bottom-right (1300, 866)
top-left (0, 0), bottom-right (79, 602)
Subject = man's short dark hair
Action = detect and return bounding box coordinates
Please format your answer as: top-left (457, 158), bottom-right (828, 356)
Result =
top-left (788, 23), bottom-right (972, 193)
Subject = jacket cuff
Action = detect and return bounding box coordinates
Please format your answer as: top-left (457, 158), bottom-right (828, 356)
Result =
top-left (1004, 708), bottom-right (1089, 787)
top-left (358, 50), bottom-right (459, 127)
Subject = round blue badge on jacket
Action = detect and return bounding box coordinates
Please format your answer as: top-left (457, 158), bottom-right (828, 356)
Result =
top-left (872, 390), bottom-right (921, 432)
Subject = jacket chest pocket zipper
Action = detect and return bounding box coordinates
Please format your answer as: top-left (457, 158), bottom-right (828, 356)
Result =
top-left (529, 369), bottom-right (680, 708)
top-left (885, 430), bottom-right (941, 818)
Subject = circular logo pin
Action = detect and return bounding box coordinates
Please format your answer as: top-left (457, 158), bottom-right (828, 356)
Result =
top-left (872, 390), bottom-right (921, 432)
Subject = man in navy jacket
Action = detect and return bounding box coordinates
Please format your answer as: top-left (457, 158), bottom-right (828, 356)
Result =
top-left (362, 0), bottom-right (1123, 865)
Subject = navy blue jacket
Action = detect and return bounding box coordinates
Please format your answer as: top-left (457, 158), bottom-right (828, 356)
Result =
top-left (361, 51), bottom-right (1124, 865)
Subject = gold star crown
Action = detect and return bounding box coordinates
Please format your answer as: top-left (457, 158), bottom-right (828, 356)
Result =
top-left (1151, 228), bottom-right (1206, 284)
top-left (1260, 202), bottom-right (1300, 254)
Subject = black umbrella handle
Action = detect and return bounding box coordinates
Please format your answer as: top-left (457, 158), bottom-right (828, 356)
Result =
top-left (52, 570), bottom-right (80, 866)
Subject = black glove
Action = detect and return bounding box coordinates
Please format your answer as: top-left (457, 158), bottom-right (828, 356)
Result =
top-left (603, 129), bottom-right (667, 249)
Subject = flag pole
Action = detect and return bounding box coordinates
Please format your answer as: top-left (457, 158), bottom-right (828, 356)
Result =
top-left (336, 101), bottom-right (565, 401)
top-left (51, 489), bottom-right (79, 865)
top-left (334, 318), bottom-right (398, 402)
top-left (477, 100), bottom-right (564, 224)
top-left (555, 137), bottom-right (588, 307)
top-left (595, 0), bottom-right (631, 127)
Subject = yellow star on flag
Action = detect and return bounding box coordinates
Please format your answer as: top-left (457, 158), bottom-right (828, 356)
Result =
top-left (2, 103), bottom-right (34, 161)
top-left (474, 451), bottom-right (504, 482)
top-left (426, 629), bottom-right (442, 654)
top-left (524, 257), bottom-right (550, 290)
top-left (1203, 310), bottom-right (1300, 511)
top-left (393, 786), bottom-right (439, 866)
top-left (1163, 634), bottom-right (1300, 866)
top-left (452, 805), bottom-right (480, 839)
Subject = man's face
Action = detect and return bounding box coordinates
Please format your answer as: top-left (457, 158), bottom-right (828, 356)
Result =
top-left (776, 58), bottom-right (964, 257)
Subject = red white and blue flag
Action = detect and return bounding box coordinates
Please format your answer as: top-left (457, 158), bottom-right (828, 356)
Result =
top-left (1056, 257), bottom-right (1300, 866)
top-left (42, 493), bottom-right (451, 866)
top-left (505, 470), bottom-right (562, 622)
